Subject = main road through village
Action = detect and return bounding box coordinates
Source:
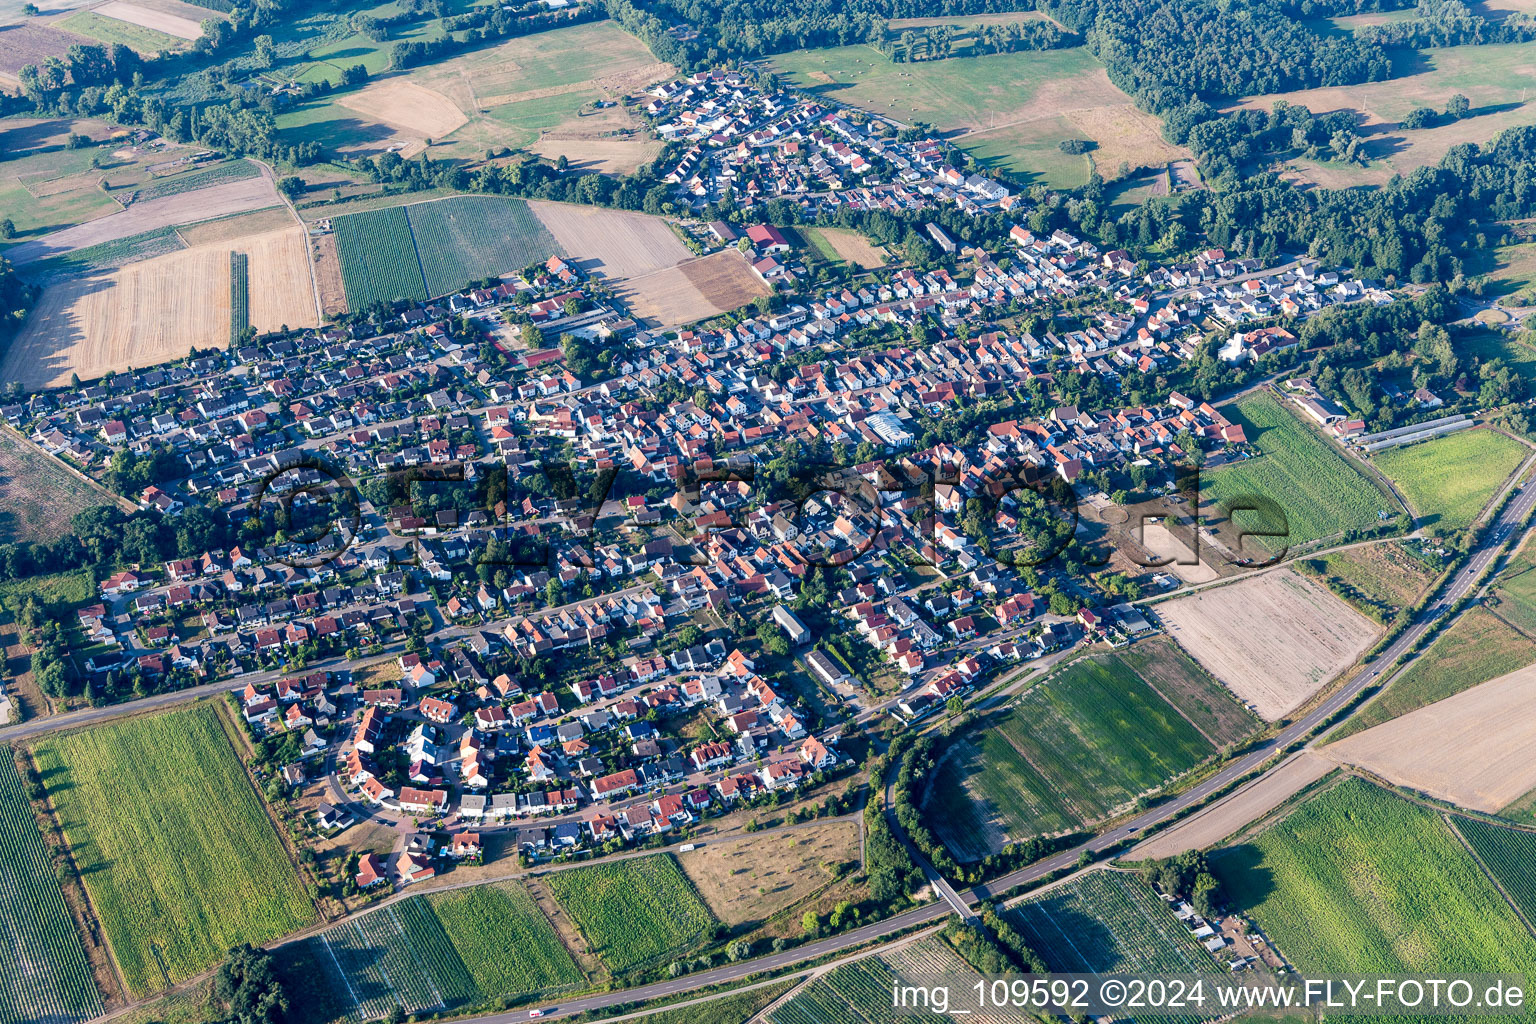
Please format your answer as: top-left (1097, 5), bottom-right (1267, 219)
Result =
top-left (13, 465), bottom-right (1536, 1024)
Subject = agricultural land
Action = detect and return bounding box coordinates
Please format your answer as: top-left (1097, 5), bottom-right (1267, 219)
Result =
top-left (1322, 661), bottom-right (1536, 812)
top-left (766, 44), bottom-right (1187, 188)
top-left (1200, 391), bottom-right (1394, 551)
top-left (1155, 568), bottom-right (1379, 721)
top-left (0, 752), bottom-right (103, 1024)
top-left (544, 854), bottom-right (716, 975)
top-left (614, 250), bottom-right (770, 328)
top-left (0, 424), bottom-right (120, 544)
top-left (1332, 607), bottom-right (1536, 738)
top-left (1296, 540), bottom-right (1441, 624)
top-left (1451, 816), bottom-right (1536, 924)
top-left (678, 819), bottom-right (860, 928)
top-left (769, 935), bottom-right (1011, 1024)
top-left (1371, 429), bottom-right (1527, 533)
top-left (1212, 777), bottom-right (1536, 977)
top-left (927, 641), bottom-right (1252, 860)
top-left (31, 705), bottom-right (315, 995)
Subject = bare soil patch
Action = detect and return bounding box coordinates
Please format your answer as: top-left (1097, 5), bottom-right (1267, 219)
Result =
top-left (8, 174), bottom-right (280, 265)
top-left (337, 78), bottom-right (468, 141)
top-left (91, 0), bottom-right (202, 39)
top-left (526, 135), bottom-right (661, 175)
top-left (1140, 522), bottom-right (1220, 583)
top-left (0, 21), bottom-right (89, 75)
top-left (1129, 751), bottom-right (1334, 859)
top-left (311, 230), bottom-right (347, 317)
top-left (1156, 567), bottom-right (1378, 720)
top-left (1322, 660), bottom-right (1536, 811)
top-left (679, 821), bottom-right (858, 928)
top-left (616, 250), bottom-right (770, 327)
top-left (529, 200), bottom-right (692, 279)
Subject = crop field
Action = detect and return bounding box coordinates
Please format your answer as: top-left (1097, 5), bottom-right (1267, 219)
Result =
top-left (1452, 817), bottom-right (1536, 923)
top-left (616, 251), bottom-right (771, 327)
top-left (1493, 561), bottom-right (1536, 637)
top-left (545, 854), bottom-right (715, 975)
top-left (1212, 778), bottom-right (1536, 978)
top-left (0, 753), bottom-right (103, 1024)
top-left (771, 936), bottom-right (1015, 1024)
top-left (32, 705), bottom-right (314, 995)
top-left (1323, 661), bottom-right (1536, 813)
top-left (1201, 393), bottom-right (1391, 550)
top-left (1299, 540), bottom-right (1440, 623)
top-left (767, 44), bottom-right (1184, 188)
top-left (1010, 870), bottom-right (1221, 1024)
top-left (1333, 608), bottom-right (1536, 738)
top-left (0, 425), bottom-right (117, 544)
top-left (229, 250), bottom-right (249, 343)
top-left (1232, 42), bottom-right (1536, 188)
top-left (930, 645), bottom-right (1236, 856)
top-left (331, 205), bottom-right (427, 308)
top-left (408, 197), bottom-right (556, 298)
top-left (91, 0), bottom-right (206, 39)
top-left (56, 10), bottom-right (184, 52)
top-left (1373, 430), bottom-right (1527, 533)
top-left (425, 882), bottom-right (582, 999)
top-left (801, 226), bottom-right (887, 268)
top-left (1157, 568), bottom-right (1378, 721)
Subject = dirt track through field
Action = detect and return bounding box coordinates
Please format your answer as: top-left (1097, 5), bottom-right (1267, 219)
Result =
top-left (1129, 751), bottom-right (1334, 859)
top-left (1322, 660), bottom-right (1536, 811)
top-left (7, 175), bottom-right (280, 265)
top-left (1156, 568), bottom-right (1378, 720)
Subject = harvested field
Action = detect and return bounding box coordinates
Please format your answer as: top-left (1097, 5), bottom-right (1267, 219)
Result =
top-left (0, 22), bottom-right (89, 76)
top-left (1156, 568), bottom-right (1378, 720)
top-left (337, 78), bottom-right (467, 142)
top-left (0, 424), bottom-right (119, 543)
top-left (8, 174), bottom-right (279, 266)
top-left (1129, 751), bottom-right (1335, 860)
top-left (311, 231), bottom-right (347, 317)
top-left (92, 0), bottom-right (202, 39)
top-left (175, 206), bottom-right (296, 247)
top-left (1323, 661), bottom-right (1536, 812)
top-left (529, 201), bottom-right (692, 280)
top-left (2, 226), bottom-right (313, 389)
top-left (803, 226), bottom-right (886, 268)
top-left (241, 226), bottom-right (320, 333)
top-left (678, 820), bottom-right (858, 928)
top-left (56, 10), bottom-right (182, 52)
top-left (526, 136), bottom-right (662, 175)
top-left (616, 251), bottom-right (770, 327)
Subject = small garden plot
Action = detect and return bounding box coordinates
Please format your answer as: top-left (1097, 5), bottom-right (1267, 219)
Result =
top-left (545, 854), bottom-right (716, 975)
top-left (1211, 778), bottom-right (1536, 976)
top-left (1373, 429), bottom-right (1527, 533)
top-left (0, 753), bottom-right (103, 1024)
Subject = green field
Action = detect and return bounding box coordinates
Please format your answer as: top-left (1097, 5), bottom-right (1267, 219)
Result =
top-left (32, 706), bottom-right (314, 995)
top-left (0, 752), bottom-right (103, 1024)
top-left (331, 205), bottom-right (428, 307)
top-left (332, 197), bottom-right (557, 306)
top-left (0, 145), bottom-right (121, 243)
top-left (280, 882), bottom-right (582, 1024)
top-left (56, 11), bottom-right (185, 52)
top-left (1500, 784), bottom-right (1536, 826)
top-left (425, 882), bottom-right (582, 997)
top-left (1331, 608), bottom-right (1536, 740)
top-left (1203, 392), bottom-right (1393, 549)
top-left (407, 197), bottom-right (556, 298)
top-left (1452, 816), bottom-right (1536, 924)
top-left (930, 644), bottom-right (1244, 858)
top-left (133, 159), bottom-right (261, 203)
top-left (1213, 778), bottom-right (1536, 983)
top-left (1010, 870), bottom-right (1222, 1024)
top-left (0, 426), bottom-right (118, 545)
top-left (1372, 429), bottom-right (1527, 533)
top-left (770, 936), bottom-right (980, 1024)
top-left (545, 854), bottom-right (716, 974)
